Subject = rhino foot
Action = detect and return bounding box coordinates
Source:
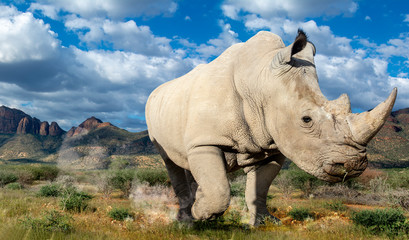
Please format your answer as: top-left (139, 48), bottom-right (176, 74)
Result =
top-left (177, 205), bottom-right (194, 222)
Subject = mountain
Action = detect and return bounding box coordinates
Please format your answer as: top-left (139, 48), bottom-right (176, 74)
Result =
top-left (66, 116), bottom-right (113, 137)
top-left (0, 110), bottom-right (158, 169)
top-left (0, 105), bottom-right (408, 169)
top-left (0, 106), bottom-right (64, 136)
top-left (367, 108), bottom-right (409, 168)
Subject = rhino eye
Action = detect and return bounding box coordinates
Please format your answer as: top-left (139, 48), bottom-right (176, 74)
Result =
top-left (302, 116), bottom-right (312, 123)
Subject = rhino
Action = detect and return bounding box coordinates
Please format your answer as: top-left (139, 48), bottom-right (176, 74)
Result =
top-left (145, 30), bottom-right (397, 225)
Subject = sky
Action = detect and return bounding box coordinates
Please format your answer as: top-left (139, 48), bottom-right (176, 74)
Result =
top-left (0, 0), bottom-right (408, 132)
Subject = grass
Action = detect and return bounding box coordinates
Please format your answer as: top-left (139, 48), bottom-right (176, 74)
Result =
top-left (0, 166), bottom-right (408, 239)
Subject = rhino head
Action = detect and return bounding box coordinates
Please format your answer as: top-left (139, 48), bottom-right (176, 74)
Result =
top-left (264, 30), bottom-right (397, 182)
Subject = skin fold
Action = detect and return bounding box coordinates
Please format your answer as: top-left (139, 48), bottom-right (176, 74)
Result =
top-left (145, 30), bottom-right (397, 225)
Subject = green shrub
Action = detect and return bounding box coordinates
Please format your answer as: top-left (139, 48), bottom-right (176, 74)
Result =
top-left (324, 201), bottom-right (348, 212)
top-left (29, 165), bottom-right (60, 181)
top-left (20, 209), bottom-right (73, 232)
top-left (109, 157), bottom-right (130, 170)
top-left (0, 171), bottom-right (18, 187)
top-left (386, 169), bottom-right (409, 189)
top-left (6, 182), bottom-right (24, 190)
top-left (108, 207), bottom-right (134, 221)
top-left (108, 169), bottom-right (135, 197)
top-left (288, 207), bottom-right (314, 221)
top-left (60, 187), bottom-right (93, 212)
top-left (351, 208), bottom-right (409, 236)
top-left (38, 184), bottom-right (62, 197)
top-left (285, 164), bottom-right (326, 197)
top-left (135, 168), bottom-right (169, 186)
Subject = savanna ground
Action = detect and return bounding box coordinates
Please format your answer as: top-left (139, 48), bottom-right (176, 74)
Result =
top-left (0, 157), bottom-right (409, 240)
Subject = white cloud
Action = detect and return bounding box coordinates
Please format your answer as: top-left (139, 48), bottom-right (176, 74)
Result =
top-left (30, 0), bottom-right (178, 19)
top-left (0, 4), bottom-right (200, 131)
top-left (404, 14), bottom-right (409, 23)
top-left (180, 21), bottom-right (241, 60)
top-left (0, 5), bottom-right (60, 63)
top-left (65, 16), bottom-right (173, 56)
top-left (222, 0), bottom-right (358, 20)
top-left (377, 34), bottom-right (409, 59)
top-left (73, 48), bottom-right (191, 86)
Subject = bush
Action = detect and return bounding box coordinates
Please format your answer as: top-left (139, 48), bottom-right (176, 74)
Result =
top-left (135, 168), bottom-right (169, 186)
top-left (6, 182), bottom-right (24, 190)
top-left (16, 170), bottom-right (35, 185)
top-left (386, 169), bottom-right (409, 189)
top-left (288, 207), bottom-right (314, 221)
top-left (0, 171), bottom-right (18, 187)
top-left (351, 208), bottom-right (409, 236)
top-left (285, 164), bottom-right (326, 197)
top-left (108, 169), bottom-right (135, 197)
top-left (29, 165), bottom-right (60, 181)
top-left (108, 207), bottom-right (134, 221)
top-left (60, 187), bottom-right (93, 212)
top-left (274, 171), bottom-right (294, 198)
top-left (109, 157), bottom-right (130, 170)
top-left (38, 184), bottom-right (62, 197)
top-left (20, 209), bottom-right (73, 232)
top-left (324, 201), bottom-right (347, 212)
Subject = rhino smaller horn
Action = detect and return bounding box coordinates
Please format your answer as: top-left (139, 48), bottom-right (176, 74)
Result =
top-left (327, 94), bottom-right (351, 115)
top-left (347, 88), bottom-right (397, 145)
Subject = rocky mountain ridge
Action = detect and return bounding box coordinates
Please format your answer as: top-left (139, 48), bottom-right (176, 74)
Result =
top-left (0, 106), bottom-right (64, 136)
top-left (66, 116), bottom-right (113, 137)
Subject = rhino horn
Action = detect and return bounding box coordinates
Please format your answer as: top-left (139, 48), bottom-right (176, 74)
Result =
top-left (347, 88), bottom-right (397, 145)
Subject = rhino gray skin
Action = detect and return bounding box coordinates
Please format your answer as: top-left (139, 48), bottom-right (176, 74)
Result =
top-left (145, 30), bottom-right (397, 225)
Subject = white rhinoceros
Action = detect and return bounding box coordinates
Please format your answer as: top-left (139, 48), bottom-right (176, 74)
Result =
top-left (145, 30), bottom-right (397, 225)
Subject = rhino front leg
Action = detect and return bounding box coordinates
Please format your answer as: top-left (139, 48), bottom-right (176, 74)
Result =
top-left (245, 154), bottom-right (285, 226)
top-left (188, 146), bottom-right (230, 220)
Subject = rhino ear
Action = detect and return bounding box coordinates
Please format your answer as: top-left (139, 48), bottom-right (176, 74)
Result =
top-left (291, 29), bottom-right (308, 56)
top-left (272, 29), bottom-right (309, 68)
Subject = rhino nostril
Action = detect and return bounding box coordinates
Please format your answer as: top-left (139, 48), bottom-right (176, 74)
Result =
top-left (324, 163), bottom-right (347, 176)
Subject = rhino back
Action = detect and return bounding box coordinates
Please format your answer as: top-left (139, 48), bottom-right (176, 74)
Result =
top-left (146, 31), bottom-right (286, 168)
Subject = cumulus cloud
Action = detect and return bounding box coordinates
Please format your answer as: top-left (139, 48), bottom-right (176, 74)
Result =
top-left (30, 0), bottom-right (178, 19)
top-left (65, 16), bottom-right (173, 56)
top-left (0, 4), bottom-right (198, 131)
top-left (0, 5), bottom-right (60, 63)
top-left (179, 20), bottom-right (241, 60)
top-left (222, 0), bottom-right (358, 20)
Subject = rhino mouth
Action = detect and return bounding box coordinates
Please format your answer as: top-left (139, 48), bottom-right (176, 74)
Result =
top-left (323, 151), bottom-right (368, 182)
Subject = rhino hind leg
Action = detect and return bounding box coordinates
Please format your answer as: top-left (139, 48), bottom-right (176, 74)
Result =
top-left (162, 157), bottom-right (196, 222)
top-left (245, 154), bottom-right (285, 226)
top-left (188, 146), bottom-right (230, 220)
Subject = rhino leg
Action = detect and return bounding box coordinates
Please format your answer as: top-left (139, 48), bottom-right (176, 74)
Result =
top-left (163, 157), bottom-right (196, 222)
top-left (245, 154), bottom-right (285, 226)
top-left (188, 146), bottom-right (230, 220)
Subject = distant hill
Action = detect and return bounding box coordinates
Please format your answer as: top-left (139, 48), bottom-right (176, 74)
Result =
top-left (0, 105), bottom-right (407, 169)
top-left (57, 117), bottom-right (157, 169)
top-left (367, 108), bottom-right (409, 168)
top-left (0, 107), bottom-right (157, 169)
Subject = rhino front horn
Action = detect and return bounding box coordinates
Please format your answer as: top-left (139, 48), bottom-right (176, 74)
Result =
top-left (347, 88), bottom-right (397, 145)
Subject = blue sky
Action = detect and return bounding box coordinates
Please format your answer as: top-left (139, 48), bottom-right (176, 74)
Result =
top-left (0, 0), bottom-right (408, 131)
